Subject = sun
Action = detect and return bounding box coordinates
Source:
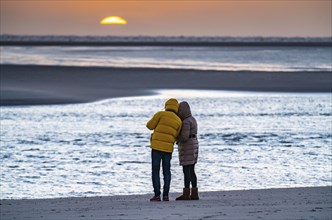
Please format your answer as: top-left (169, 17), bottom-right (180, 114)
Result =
top-left (100, 16), bottom-right (127, 25)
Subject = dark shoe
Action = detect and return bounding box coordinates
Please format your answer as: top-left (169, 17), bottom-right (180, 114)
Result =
top-left (191, 187), bottom-right (199, 200)
top-left (150, 196), bottom-right (161, 202)
top-left (175, 188), bottom-right (191, 200)
top-left (163, 196), bottom-right (170, 201)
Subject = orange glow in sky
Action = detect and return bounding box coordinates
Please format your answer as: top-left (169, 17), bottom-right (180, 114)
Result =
top-left (0, 1), bottom-right (331, 36)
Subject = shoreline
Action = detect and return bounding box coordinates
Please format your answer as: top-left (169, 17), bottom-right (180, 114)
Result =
top-left (1, 186), bottom-right (331, 220)
top-left (1, 64), bottom-right (331, 106)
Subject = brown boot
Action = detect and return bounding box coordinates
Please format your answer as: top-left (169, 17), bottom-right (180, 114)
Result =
top-left (191, 187), bottom-right (199, 200)
top-left (175, 188), bottom-right (191, 200)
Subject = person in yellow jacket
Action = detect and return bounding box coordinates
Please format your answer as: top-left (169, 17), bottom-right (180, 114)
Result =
top-left (146, 98), bottom-right (182, 201)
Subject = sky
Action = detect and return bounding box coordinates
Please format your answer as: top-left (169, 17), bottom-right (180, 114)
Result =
top-left (1, 0), bottom-right (331, 37)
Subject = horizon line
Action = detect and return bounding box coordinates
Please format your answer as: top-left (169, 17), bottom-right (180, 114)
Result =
top-left (1, 34), bottom-right (332, 38)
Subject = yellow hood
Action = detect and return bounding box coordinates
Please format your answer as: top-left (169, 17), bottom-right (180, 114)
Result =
top-left (165, 98), bottom-right (179, 113)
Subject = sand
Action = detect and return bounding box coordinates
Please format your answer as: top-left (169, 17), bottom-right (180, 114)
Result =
top-left (1, 65), bottom-right (331, 219)
top-left (1, 64), bottom-right (331, 105)
top-left (1, 186), bottom-right (331, 220)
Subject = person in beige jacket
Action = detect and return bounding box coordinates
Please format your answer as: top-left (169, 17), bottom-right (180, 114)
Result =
top-left (176, 101), bottom-right (199, 200)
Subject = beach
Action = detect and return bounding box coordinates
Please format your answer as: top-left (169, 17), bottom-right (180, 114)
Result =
top-left (1, 0), bottom-right (332, 218)
top-left (1, 64), bottom-right (331, 105)
top-left (1, 60), bottom-right (332, 220)
top-left (1, 186), bottom-right (331, 220)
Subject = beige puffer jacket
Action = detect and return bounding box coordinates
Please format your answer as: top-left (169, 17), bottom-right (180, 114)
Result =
top-left (177, 101), bottom-right (199, 166)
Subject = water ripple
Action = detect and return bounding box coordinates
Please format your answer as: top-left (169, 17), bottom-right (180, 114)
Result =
top-left (0, 92), bottom-right (331, 199)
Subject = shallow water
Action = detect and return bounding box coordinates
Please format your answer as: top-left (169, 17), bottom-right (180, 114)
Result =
top-left (1, 46), bottom-right (331, 72)
top-left (0, 90), bottom-right (331, 199)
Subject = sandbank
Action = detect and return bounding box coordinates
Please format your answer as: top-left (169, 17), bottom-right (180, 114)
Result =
top-left (1, 64), bottom-right (331, 106)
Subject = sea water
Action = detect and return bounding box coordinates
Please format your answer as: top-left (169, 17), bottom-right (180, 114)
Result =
top-left (1, 37), bottom-right (332, 199)
top-left (1, 90), bottom-right (331, 199)
top-left (1, 45), bottom-right (331, 72)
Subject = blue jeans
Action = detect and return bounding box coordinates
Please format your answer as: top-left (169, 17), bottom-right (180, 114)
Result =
top-left (151, 149), bottom-right (172, 197)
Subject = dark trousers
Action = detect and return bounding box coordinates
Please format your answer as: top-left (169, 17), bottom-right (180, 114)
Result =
top-left (151, 149), bottom-right (172, 197)
top-left (183, 164), bottom-right (197, 188)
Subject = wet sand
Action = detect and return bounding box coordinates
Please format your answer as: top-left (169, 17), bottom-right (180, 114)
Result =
top-left (1, 64), bottom-right (331, 105)
top-left (1, 186), bottom-right (331, 220)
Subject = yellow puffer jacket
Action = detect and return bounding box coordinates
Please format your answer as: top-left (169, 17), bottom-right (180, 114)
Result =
top-left (146, 98), bottom-right (182, 153)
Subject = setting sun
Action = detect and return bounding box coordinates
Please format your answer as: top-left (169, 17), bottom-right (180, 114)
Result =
top-left (100, 16), bottom-right (127, 25)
